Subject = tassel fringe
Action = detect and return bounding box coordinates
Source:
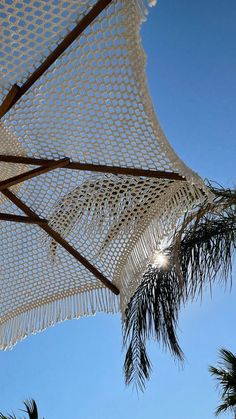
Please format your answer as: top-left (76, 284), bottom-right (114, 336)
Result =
top-left (135, 0), bottom-right (157, 21)
top-left (0, 288), bottom-right (119, 350)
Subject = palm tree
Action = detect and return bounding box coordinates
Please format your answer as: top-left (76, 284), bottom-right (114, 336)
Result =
top-left (209, 348), bottom-right (236, 417)
top-left (123, 184), bottom-right (236, 390)
top-left (0, 399), bottom-right (42, 419)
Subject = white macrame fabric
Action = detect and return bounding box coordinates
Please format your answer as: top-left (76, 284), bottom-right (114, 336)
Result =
top-left (0, 0), bottom-right (206, 349)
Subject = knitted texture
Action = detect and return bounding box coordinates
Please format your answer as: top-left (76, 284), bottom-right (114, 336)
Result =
top-left (0, 0), bottom-right (206, 348)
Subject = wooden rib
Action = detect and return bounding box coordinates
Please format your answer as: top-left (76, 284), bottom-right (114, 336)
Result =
top-left (0, 155), bottom-right (186, 181)
top-left (0, 155), bottom-right (72, 166)
top-left (0, 84), bottom-right (20, 117)
top-left (1, 188), bottom-right (119, 295)
top-left (0, 213), bottom-right (47, 225)
top-left (0, 0), bottom-right (114, 119)
top-left (0, 158), bottom-right (70, 190)
top-left (68, 162), bottom-right (186, 181)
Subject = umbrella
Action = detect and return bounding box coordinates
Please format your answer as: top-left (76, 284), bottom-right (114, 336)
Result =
top-left (0, 0), bottom-right (206, 349)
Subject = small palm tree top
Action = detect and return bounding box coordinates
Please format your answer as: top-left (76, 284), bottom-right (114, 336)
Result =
top-left (22, 400), bottom-right (39, 419)
top-left (0, 399), bottom-right (42, 419)
top-left (209, 348), bottom-right (236, 417)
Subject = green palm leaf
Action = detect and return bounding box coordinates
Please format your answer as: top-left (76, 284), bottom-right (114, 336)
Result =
top-left (123, 265), bottom-right (184, 391)
top-left (179, 187), bottom-right (236, 298)
top-left (123, 185), bottom-right (236, 390)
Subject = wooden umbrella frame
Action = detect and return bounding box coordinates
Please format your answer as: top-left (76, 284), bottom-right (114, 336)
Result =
top-left (0, 0), bottom-right (186, 295)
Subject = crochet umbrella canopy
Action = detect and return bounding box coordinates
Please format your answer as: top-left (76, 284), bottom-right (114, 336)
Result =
top-left (0, 0), bottom-right (206, 349)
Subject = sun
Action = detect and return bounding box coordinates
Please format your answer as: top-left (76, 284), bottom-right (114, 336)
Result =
top-left (152, 251), bottom-right (169, 268)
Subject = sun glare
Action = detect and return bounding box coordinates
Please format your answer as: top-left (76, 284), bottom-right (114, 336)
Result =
top-left (152, 252), bottom-right (168, 268)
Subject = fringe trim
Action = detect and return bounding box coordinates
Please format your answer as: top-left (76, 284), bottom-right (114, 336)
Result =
top-left (135, 0), bottom-right (157, 22)
top-left (0, 288), bottom-right (119, 350)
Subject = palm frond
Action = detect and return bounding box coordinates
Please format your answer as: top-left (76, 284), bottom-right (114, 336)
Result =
top-left (210, 348), bottom-right (236, 417)
top-left (23, 399), bottom-right (38, 419)
top-left (123, 264), bottom-right (184, 391)
top-left (123, 185), bottom-right (236, 390)
top-left (215, 398), bottom-right (236, 417)
top-left (210, 349), bottom-right (236, 391)
top-left (180, 208), bottom-right (236, 299)
top-left (172, 185), bottom-right (236, 296)
top-left (217, 348), bottom-right (236, 372)
top-left (0, 400), bottom-right (40, 419)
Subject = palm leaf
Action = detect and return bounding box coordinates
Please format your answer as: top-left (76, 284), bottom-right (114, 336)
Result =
top-left (180, 210), bottom-right (236, 298)
top-left (123, 185), bottom-right (236, 390)
top-left (177, 186), bottom-right (236, 299)
top-left (209, 348), bottom-right (236, 417)
top-left (123, 264), bottom-right (184, 391)
top-left (0, 399), bottom-right (40, 419)
top-left (215, 399), bottom-right (236, 417)
top-left (23, 399), bottom-right (38, 419)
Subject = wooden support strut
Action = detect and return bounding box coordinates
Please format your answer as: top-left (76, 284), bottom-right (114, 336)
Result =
top-left (0, 0), bottom-right (114, 119)
top-left (0, 155), bottom-right (186, 181)
top-left (1, 188), bottom-right (120, 296)
top-left (0, 84), bottom-right (20, 117)
top-left (0, 158), bottom-right (70, 191)
top-left (0, 213), bottom-right (47, 225)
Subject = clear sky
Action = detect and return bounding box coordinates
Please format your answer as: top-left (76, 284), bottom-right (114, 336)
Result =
top-left (1, 1), bottom-right (236, 418)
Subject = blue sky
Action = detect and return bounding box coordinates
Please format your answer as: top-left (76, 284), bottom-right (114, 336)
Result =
top-left (1, 0), bottom-right (235, 418)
